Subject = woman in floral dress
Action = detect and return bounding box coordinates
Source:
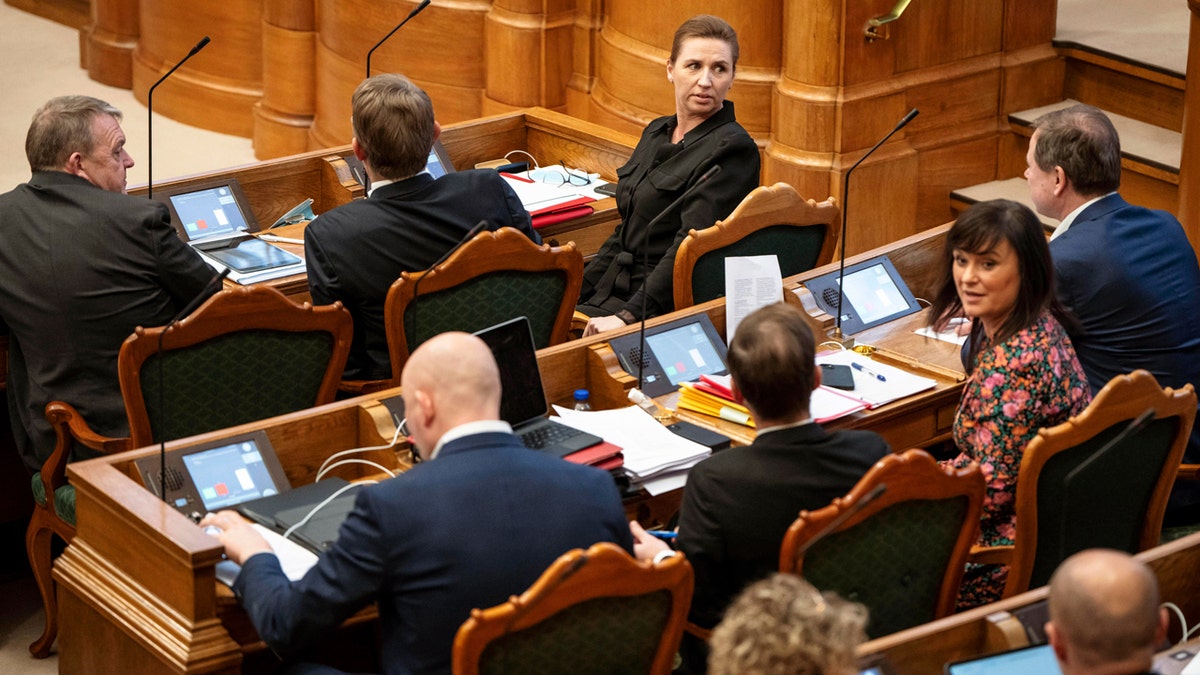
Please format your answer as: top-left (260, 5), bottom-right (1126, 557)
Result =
top-left (928, 199), bottom-right (1092, 609)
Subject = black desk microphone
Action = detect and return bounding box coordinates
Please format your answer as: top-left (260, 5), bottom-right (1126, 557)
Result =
top-left (365, 0), bottom-right (432, 78)
top-left (146, 36), bottom-right (211, 200)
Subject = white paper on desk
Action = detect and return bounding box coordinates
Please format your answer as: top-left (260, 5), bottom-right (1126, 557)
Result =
top-left (500, 172), bottom-right (595, 213)
top-left (915, 325), bottom-right (969, 346)
top-left (815, 350), bottom-right (936, 409)
top-left (640, 468), bottom-right (690, 496)
top-left (725, 255), bottom-right (783, 342)
top-left (809, 387), bottom-right (868, 423)
top-left (213, 523), bottom-right (319, 587)
top-left (551, 405), bottom-right (709, 479)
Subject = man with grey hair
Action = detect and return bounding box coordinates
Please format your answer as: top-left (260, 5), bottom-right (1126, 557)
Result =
top-left (1025, 103), bottom-right (1200, 525)
top-left (0, 95), bottom-right (214, 472)
top-left (303, 73), bottom-right (540, 381)
top-left (1045, 549), bottom-right (1167, 675)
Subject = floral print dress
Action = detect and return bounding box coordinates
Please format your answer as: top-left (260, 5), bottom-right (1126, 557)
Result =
top-left (948, 310), bottom-right (1091, 609)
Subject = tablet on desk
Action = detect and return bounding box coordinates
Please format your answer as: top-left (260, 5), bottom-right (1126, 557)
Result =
top-left (608, 313), bottom-right (729, 398)
top-left (804, 255), bottom-right (922, 334)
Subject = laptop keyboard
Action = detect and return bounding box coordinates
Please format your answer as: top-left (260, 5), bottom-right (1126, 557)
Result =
top-left (519, 422), bottom-right (579, 450)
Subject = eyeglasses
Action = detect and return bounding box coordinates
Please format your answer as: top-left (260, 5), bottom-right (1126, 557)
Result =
top-left (531, 162), bottom-right (593, 188)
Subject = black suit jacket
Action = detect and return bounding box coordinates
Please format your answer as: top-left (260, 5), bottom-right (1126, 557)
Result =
top-left (578, 101), bottom-right (760, 319)
top-left (233, 431), bottom-right (633, 675)
top-left (0, 171), bottom-right (214, 471)
top-left (677, 423), bottom-right (890, 629)
top-left (304, 170), bottom-right (540, 380)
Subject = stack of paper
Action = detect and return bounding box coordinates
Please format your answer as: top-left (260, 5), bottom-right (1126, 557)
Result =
top-left (814, 350), bottom-right (937, 408)
top-left (552, 405), bottom-right (710, 495)
top-left (500, 171), bottom-right (596, 217)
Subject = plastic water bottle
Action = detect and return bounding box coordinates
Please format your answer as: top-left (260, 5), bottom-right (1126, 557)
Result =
top-left (573, 389), bottom-right (592, 411)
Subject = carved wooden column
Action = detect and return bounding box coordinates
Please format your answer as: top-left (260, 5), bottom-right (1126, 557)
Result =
top-left (82, 0), bottom-right (139, 88)
top-left (1179, 0), bottom-right (1200, 251)
top-left (481, 0), bottom-right (576, 116)
top-left (253, 0), bottom-right (316, 158)
top-left (131, 0), bottom-right (264, 137)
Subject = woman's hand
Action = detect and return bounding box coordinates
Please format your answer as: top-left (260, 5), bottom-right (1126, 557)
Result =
top-left (583, 315), bottom-right (629, 337)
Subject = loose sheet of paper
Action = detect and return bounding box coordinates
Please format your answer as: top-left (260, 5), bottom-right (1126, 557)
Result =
top-left (814, 350), bottom-right (937, 409)
top-left (725, 255), bottom-right (783, 341)
top-left (214, 523), bottom-right (319, 587)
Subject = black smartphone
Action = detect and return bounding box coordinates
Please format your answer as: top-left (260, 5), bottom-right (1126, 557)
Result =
top-left (594, 182), bottom-right (618, 197)
top-left (821, 363), bottom-right (856, 390)
top-left (666, 420), bottom-right (732, 452)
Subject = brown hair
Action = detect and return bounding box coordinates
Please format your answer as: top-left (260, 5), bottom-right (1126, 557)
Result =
top-left (727, 303), bottom-right (816, 422)
top-left (670, 15), bottom-right (739, 69)
top-left (25, 95), bottom-right (122, 173)
top-left (351, 74), bottom-right (436, 181)
top-left (1031, 104), bottom-right (1121, 197)
top-left (927, 199), bottom-right (1074, 368)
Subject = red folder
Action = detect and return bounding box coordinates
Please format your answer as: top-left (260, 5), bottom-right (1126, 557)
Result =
top-left (564, 441), bottom-right (623, 467)
top-left (532, 204), bottom-right (594, 229)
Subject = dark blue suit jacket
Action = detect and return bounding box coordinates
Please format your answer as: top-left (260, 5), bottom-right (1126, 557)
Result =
top-left (233, 432), bottom-right (632, 674)
top-left (1051, 193), bottom-right (1200, 508)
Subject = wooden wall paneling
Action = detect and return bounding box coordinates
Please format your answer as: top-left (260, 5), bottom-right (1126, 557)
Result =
top-left (915, 134), bottom-right (1000, 228)
top-left (1002, 0), bottom-right (1056, 51)
top-left (892, 0), bottom-right (1003, 73)
top-left (1179, 0), bottom-right (1200, 251)
top-left (253, 0), bottom-right (318, 159)
top-left (564, 0), bottom-right (603, 116)
top-left (998, 44), bottom-right (1064, 116)
top-left (306, 0), bottom-right (490, 154)
top-left (843, 0), bottom-right (899, 85)
top-left (842, 144), bottom-right (919, 254)
top-left (131, 0), bottom-right (264, 138)
top-left (1062, 56), bottom-right (1185, 133)
top-left (481, 0), bottom-right (575, 116)
top-left (82, 0), bottom-right (139, 88)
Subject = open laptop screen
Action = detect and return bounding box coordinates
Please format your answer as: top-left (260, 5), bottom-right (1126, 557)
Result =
top-left (474, 316), bottom-right (548, 426)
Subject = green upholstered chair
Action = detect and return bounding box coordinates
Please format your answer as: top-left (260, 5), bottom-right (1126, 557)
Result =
top-left (672, 183), bottom-right (839, 310)
top-left (968, 370), bottom-right (1196, 599)
top-left (377, 227), bottom-right (583, 387)
top-left (25, 285), bottom-right (352, 658)
top-left (779, 449), bottom-right (985, 640)
top-left (452, 542), bottom-right (693, 675)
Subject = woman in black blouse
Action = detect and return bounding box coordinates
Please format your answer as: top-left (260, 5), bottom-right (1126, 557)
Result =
top-left (579, 14), bottom-right (760, 336)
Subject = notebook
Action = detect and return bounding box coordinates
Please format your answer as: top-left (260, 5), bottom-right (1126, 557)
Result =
top-left (474, 317), bottom-right (604, 457)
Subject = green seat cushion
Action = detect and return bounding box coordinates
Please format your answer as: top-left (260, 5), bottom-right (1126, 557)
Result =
top-left (30, 473), bottom-right (77, 525)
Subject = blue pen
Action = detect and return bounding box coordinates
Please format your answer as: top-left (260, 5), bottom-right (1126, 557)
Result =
top-left (852, 362), bottom-right (887, 382)
top-left (647, 530), bottom-right (678, 542)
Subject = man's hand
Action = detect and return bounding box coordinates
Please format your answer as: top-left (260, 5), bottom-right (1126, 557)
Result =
top-left (583, 315), bottom-right (628, 337)
top-left (629, 520), bottom-right (670, 562)
top-left (200, 510), bottom-right (273, 565)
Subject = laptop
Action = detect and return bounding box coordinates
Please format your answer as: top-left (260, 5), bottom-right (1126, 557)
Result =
top-left (943, 643), bottom-right (1059, 674)
top-left (346, 139), bottom-right (455, 187)
top-left (151, 177), bottom-right (304, 273)
top-left (474, 317), bottom-right (604, 457)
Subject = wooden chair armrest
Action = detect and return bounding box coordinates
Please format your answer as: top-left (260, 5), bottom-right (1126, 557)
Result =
top-left (968, 544), bottom-right (1015, 567)
top-left (569, 310), bottom-right (591, 341)
top-left (339, 379), bottom-right (392, 397)
top-left (1176, 464), bottom-right (1200, 482)
top-left (684, 621), bottom-right (712, 642)
top-left (40, 401), bottom-right (131, 516)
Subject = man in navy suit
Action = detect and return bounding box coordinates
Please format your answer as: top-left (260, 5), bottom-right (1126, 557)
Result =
top-left (204, 332), bottom-right (632, 674)
top-left (630, 303), bottom-right (890, 674)
top-left (304, 74), bottom-right (540, 381)
top-left (1026, 103), bottom-right (1200, 523)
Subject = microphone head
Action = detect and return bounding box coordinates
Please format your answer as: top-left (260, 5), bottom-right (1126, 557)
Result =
top-left (189, 36), bottom-right (212, 56)
top-left (897, 108), bottom-right (919, 130)
top-left (699, 164), bottom-right (722, 182)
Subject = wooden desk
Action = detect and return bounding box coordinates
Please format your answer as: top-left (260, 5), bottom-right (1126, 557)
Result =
top-left (128, 108), bottom-right (635, 303)
top-left (55, 222), bottom-right (960, 673)
top-left (857, 531), bottom-right (1200, 673)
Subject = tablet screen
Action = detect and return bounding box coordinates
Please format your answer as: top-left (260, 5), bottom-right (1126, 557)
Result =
top-left (840, 262), bottom-right (910, 325)
top-left (645, 321), bottom-right (727, 387)
top-left (945, 643), bottom-right (1059, 675)
top-left (182, 438), bottom-right (284, 511)
top-left (169, 184), bottom-right (252, 241)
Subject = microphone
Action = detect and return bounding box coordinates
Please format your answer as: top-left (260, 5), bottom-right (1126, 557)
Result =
top-left (793, 483), bottom-right (888, 561)
top-left (405, 220), bottom-right (487, 371)
top-left (366, 0), bottom-right (432, 78)
top-left (636, 164), bottom-right (722, 387)
top-left (831, 108), bottom-right (918, 346)
top-left (146, 36), bottom-right (211, 200)
top-left (156, 267), bottom-right (228, 504)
